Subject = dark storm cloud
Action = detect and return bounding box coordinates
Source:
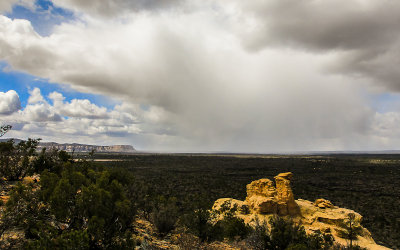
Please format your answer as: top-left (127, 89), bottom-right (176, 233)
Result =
top-left (238, 0), bottom-right (400, 91)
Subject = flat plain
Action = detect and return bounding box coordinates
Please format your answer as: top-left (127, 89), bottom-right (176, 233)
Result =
top-left (97, 153), bottom-right (400, 249)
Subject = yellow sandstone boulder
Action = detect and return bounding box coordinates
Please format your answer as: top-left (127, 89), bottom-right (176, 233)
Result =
top-left (242, 172), bottom-right (300, 216)
top-left (315, 198), bottom-right (335, 209)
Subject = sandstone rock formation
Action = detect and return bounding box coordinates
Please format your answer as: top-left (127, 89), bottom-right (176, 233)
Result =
top-left (244, 172), bottom-right (300, 216)
top-left (245, 178), bottom-right (277, 214)
top-left (212, 173), bottom-right (389, 250)
top-left (274, 172), bottom-right (300, 216)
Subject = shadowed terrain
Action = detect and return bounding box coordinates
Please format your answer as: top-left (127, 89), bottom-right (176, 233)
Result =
top-left (100, 154), bottom-right (400, 249)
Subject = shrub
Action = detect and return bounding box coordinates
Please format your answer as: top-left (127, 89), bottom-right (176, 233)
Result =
top-left (181, 208), bottom-right (222, 242)
top-left (0, 182), bottom-right (51, 240)
top-left (26, 230), bottom-right (90, 250)
top-left (268, 216), bottom-right (308, 249)
top-left (307, 230), bottom-right (334, 250)
top-left (0, 139), bottom-right (39, 181)
top-left (175, 233), bottom-right (202, 249)
top-left (245, 216), bottom-right (334, 250)
top-left (216, 211), bottom-right (251, 241)
top-left (332, 243), bottom-right (367, 250)
top-left (246, 218), bottom-right (270, 250)
top-left (1, 157), bottom-right (137, 249)
top-left (151, 196), bottom-right (179, 235)
top-left (31, 148), bottom-right (69, 174)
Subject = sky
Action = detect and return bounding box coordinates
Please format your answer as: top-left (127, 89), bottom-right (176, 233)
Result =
top-left (1, 0), bottom-right (400, 152)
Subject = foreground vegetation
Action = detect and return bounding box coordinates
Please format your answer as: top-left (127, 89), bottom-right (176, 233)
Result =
top-left (1, 139), bottom-right (398, 249)
top-left (1, 140), bottom-right (137, 248)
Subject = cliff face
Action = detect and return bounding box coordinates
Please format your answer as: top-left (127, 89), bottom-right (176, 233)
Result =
top-left (212, 173), bottom-right (389, 250)
top-left (37, 142), bottom-right (135, 153)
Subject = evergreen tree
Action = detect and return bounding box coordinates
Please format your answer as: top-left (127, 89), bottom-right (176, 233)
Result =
top-left (336, 213), bottom-right (364, 248)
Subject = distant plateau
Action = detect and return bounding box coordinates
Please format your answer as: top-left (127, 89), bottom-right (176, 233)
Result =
top-left (0, 138), bottom-right (136, 153)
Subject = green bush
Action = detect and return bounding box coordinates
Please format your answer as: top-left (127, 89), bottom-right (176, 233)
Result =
top-left (332, 244), bottom-right (367, 250)
top-left (0, 182), bottom-right (52, 240)
top-left (1, 154), bottom-right (137, 249)
top-left (286, 243), bottom-right (309, 250)
top-left (216, 212), bottom-right (251, 241)
top-left (181, 208), bottom-right (222, 242)
top-left (31, 148), bottom-right (70, 174)
top-left (151, 196), bottom-right (179, 235)
top-left (245, 218), bottom-right (270, 250)
top-left (246, 216), bottom-right (334, 250)
top-left (0, 139), bottom-right (39, 181)
top-left (268, 216), bottom-right (308, 249)
top-left (26, 230), bottom-right (90, 250)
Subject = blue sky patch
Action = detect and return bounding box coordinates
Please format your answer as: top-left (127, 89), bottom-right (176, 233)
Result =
top-left (370, 93), bottom-right (400, 113)
top-left (0, 62), bottom-right (119, 110)
top-left (6, 0), bottom-right (75, 36)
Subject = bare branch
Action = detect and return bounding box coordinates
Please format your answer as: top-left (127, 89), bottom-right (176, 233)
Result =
top-left (0, 125), bottom-right (12, 137)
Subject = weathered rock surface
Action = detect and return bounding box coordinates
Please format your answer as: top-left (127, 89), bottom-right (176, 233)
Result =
top-left (244, 172), bottom-right (300, 216)
top-left (212, 198), bottom-right (245, 212)
top-left (274, 172), bottom-right (300, 216)
top-left (315, 198), bottom-right (335, 209)
top-left (212, 173), bottom-right (389, 250)
top-left (296, 199), bottom-right (389, 250)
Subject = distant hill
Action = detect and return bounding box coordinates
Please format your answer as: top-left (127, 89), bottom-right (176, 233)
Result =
top-left (0, 138), bottom-right (136, 153)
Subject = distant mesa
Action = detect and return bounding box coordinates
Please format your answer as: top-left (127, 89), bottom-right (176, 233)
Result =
top-left (0, 138), bottom-right (135, 153)
top-left (37, 142), bottom-right (136, 153)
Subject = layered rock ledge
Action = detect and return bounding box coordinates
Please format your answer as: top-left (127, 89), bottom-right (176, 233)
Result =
top-left (212, 172), bottom-right (389, 250)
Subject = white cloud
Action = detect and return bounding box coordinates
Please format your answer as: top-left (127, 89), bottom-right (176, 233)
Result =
top-left (50, 92), bottom-right (109, 119)
top-left (1, 89), bottom-right (144, 146)
top-left (48, 91), bottom-right (64, 103)
top-left (21, 88), bottom-right (61, 122)
top-left (28, 87), bottom-right (45, 104)
top-left (52, 0), bottom-right (184, 18)
top-left (23, 103), bottom-right (62, 122)
top-left (372, 112), bottom-right (400, 138)
top-left (0, 90), bottom-right (21, 115)
top-left (0, 0), bottom-right (33, 13)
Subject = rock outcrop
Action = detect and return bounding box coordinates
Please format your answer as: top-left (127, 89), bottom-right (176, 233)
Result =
top-left (212, 173), bottom-right (389, 250)
top-left (244, 172), bottom-right (300, 216)
top-left (274, 172), bottom-right (300, 216)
